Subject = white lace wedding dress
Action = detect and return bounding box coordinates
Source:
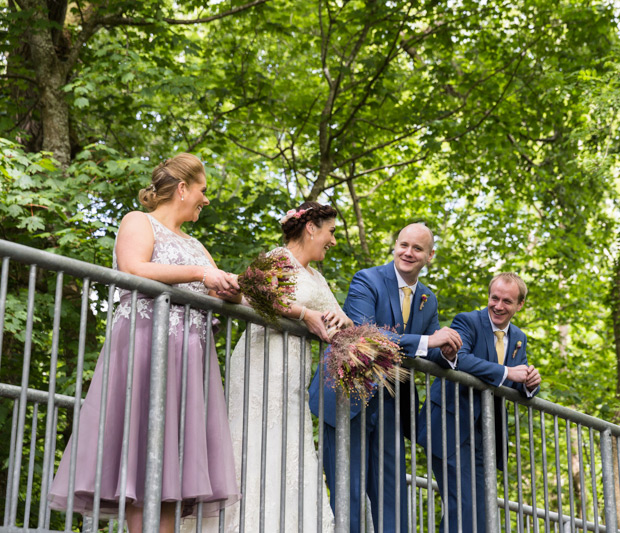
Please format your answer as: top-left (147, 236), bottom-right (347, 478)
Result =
top-left (184, 247), bottom-right (337, 532)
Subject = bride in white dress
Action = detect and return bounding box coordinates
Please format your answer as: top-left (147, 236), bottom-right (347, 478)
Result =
top-left (183, 202), bottom-right (352, 533)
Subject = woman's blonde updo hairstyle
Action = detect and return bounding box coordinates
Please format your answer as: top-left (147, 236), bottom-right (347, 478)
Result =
top-left (281, 201), bottom-right (338, 243)
top-left (139, 153), bottom-right (205, 211)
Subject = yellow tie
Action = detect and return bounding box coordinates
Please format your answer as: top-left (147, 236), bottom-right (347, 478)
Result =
top-left (402, 287), bottom-right (413, 327)
top-left (495, 331), bottom-right (505, 365)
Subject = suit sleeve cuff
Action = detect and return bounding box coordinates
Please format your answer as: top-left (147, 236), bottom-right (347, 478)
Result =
top-left (442, 352), bottom-right (458, 369)
top-left (498, 367), bottom-right (508, 387)
top-left (415, 335), bottom-right (429, 356)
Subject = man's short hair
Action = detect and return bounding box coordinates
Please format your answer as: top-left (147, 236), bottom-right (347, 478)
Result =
top-left (489, 272), bottom-right (528, 303)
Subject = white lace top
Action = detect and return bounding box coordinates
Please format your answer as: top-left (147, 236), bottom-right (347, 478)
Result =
top-left (111, 214), bottom-right (213, 338)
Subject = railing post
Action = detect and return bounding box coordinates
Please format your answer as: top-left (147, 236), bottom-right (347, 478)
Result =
top-left (481, 389), bottom-right (499, 531)
top-left (600, 429), bottom-right (618, 532)
top-left (142, 293), bottom-right (170, 533)
top-left (335, 388), bottom-right (351, 533)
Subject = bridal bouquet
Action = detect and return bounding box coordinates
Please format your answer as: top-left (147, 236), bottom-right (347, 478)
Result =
top-left (325, 324), bottom-right (407, 404)
top-left (238, 251), bottom-right (298, 324)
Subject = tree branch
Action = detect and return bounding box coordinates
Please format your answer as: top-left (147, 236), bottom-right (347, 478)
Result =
top-left (97, 0), bottom-right (268, 27)
top-left (0, 73), bottom-right (38, 84)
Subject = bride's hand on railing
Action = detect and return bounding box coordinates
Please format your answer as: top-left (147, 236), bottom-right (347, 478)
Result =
top-left (322, 310), bottom-right (353, 340)
top-left (302, 308), bottom-right (331, 342)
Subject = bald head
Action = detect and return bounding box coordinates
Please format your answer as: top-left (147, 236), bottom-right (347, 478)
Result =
top-left (397, 223), bottom-right (434, 253)
top-left (393, 223), bottom-right (435, 284)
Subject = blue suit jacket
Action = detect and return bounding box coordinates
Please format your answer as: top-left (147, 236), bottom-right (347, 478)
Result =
top-left (309, 261), bottom-right (448, 427)
top-left (418, 308), bottom-right (538, 460)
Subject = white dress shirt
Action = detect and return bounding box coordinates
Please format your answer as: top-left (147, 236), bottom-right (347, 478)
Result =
top-left (394, 266), bottom-right (456, 368)
top-left (489, 312), bottom-right (534, 397)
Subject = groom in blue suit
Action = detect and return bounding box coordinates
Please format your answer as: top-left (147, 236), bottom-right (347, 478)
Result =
top-left (309, 223), bottom-right (462, 533)
top-left (418, 272), bottom-right (541, 532)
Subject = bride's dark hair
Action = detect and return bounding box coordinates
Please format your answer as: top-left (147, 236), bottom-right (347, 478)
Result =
top-left (281, 201), bottom-right (338, 243)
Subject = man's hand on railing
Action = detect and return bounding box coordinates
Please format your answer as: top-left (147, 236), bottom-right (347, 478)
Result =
top-left (525, 365), bottom-right (541, 391)
top-left (440, 344), bottom-right (458, 361)
top-left (428, 327), bottom-right (462, 354)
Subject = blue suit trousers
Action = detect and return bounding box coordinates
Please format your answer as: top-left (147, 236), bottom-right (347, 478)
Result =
top-left (323, 393), bottom-right (408, 533)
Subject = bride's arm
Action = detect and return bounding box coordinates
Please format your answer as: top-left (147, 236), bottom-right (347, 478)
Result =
top-left (280, 304), bottom-right (330, 342)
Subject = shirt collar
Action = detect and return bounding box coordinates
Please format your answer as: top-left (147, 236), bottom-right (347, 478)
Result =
top-left (488, 311), bottom-right (509, 335)
top-left (394, 264), bottom-right (418, 293)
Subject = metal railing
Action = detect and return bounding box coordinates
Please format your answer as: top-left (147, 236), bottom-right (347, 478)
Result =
top-left (0, 239), bottom-right (618, 532)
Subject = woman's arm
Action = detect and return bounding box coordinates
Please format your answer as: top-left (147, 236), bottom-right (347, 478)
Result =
top-left (115, 212), bottom-right (238, 293)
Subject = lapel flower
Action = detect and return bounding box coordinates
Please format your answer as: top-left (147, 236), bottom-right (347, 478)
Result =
top-left (419, 294), bottom-right (428, 311)
top-left (511, 340), bottom-right (522, 359)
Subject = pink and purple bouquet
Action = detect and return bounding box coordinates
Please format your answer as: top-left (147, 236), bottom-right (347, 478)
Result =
top-left (238, 251), bottom-right (298, 324)
top-left (325, 323), bottom-right (407, 404)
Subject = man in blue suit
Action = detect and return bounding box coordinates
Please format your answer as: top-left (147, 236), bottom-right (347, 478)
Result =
top-left (418, 272), bottom-right (541, 532)
top-left (309, 223), bottom-right (462, 533)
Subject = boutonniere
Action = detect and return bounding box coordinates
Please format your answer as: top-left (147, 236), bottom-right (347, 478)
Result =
top-left (419, 294), bottom-right (428, 311)
top-left (511, 340), bottom-right (522, 359)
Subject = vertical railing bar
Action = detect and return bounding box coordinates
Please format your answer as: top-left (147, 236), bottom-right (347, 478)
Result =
top-left (9, 265), bottom-right (37, 525)
top-left (0, 256), bottom-right (10, 368)
top-left (566, 420), bottom-right (576, 532)
top-left (38, 270), bottom-right (64, 527)
top-left (553, 416), bottom-right (563, 532)
top-left (317, 339), bottom-right (325, 533)
top-left (409, 370), bottom-right (416, 533)
top-left (455, 382), bottom-right (462, 533)
top-left (516, 403), bottom-right (525, 533)
top-left (588, 427), bottom-right (599, 533)
top-left (334, 385), bottom-right (351, 533)
top-left (92, 283), bottom-right (118, 528)
top-left (142, 293), bottom-right (171, 533)
top-left (259, 326), bottom-right (270, 533)
top-left (174, 305), bottom-right (192, 532)
top-left (279, 330), bottom-right (289, 530)
top-left (23, 402), bottom-right (39, 527)
top-left (118, 290), bottom-right (138, 532)
top-left (298, 337), bottom-right (306, 533)
top-left (425, 373), bottom-right (434, 532)
top-left (239, 321), bottom-right (252, 533)
top-left (529, 406), bottom-right (539, 533)
top-left (577, 424), bottom-right (588, 530)
top-left (419, 484), bottom-right (424, 533)
top-left (378, 384), bottom-right (385, 533)
top-left (394, 368), bottom-right (401, 533)
top-left (4, 401), bottom-right (18, 526)
top-left (502, 398), bottom-right (511, 533)
top-left (469, 386), bottom-right (477, 533)
top-left (540, 411), bottom-right (551, 533)
top-left (223, 317), bottom-right (233, 408)
top-left (600, 430), bottom-right (617, 533)
top-left (62, 277), bottom-right (91, 529)
top-left (360, 400), bottom-right (367, 532)
top-left (440, 377), bottom-right (449, 533)
top-left (481, 389), bottom-right (498, 533)
top-left (45, 406), bottom-right (59, 529)
top-left (198, 309), bottom-right (215, 532)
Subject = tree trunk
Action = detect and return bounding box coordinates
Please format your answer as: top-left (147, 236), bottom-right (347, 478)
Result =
top-left (22, 0), bottom-right (72, 166)
top-left (346, 174), bottom-right (371, 263)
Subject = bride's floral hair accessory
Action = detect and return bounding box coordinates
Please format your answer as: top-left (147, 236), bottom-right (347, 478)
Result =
top-left (280, 207), bottom-right (314, 225)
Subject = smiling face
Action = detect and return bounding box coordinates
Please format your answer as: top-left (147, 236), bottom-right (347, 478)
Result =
top-left (393, 224), bottom-right (434, 285)
top-left (487, 278), bottom-right (523, 330)
top-left (307, 218), bottom-right (336, 261)
top-left (181, 173), bottom-right (209, 222)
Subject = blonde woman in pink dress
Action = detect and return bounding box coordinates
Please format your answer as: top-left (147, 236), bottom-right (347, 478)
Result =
top-left (49, 153), bottom-right (241, 532)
